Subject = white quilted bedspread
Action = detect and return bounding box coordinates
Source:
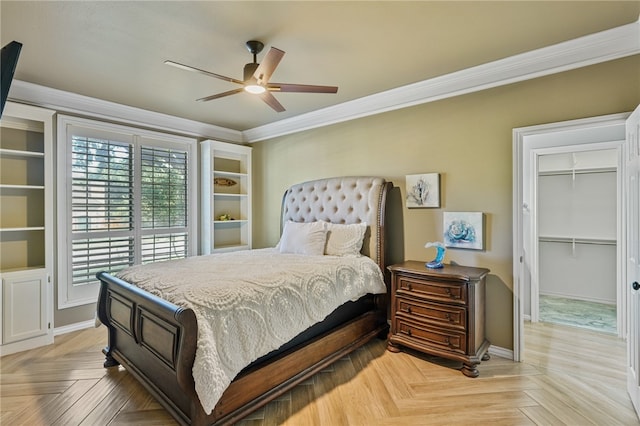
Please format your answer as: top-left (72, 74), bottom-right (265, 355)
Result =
top-left (116, 248), bottom-right (386, 415)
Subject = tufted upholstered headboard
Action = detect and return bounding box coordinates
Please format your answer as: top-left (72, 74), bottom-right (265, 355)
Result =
top-left (280, 176), bottom-right (391, 271)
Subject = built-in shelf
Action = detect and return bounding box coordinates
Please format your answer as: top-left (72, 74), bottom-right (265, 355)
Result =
top-left (0, 101), bottom-right (55, 355)
top-left (0, 148), bottom-right (45, 158)
top-left (201, 140), bottom-right (252, 254)
top-left (213, 220), bottom-right (249, 224)
top-left (0, 184), bottom-right (45, 190)
top-left (213, 170), bottom-right (248, 178)
top-left (212, 243), bottom-right (251, 253)
top-left (0, 265), bottom-right (46, 273)
top-left (0, 227), bottom-right (45, 232)
top-left (213, 192), bottom-right (248, 198)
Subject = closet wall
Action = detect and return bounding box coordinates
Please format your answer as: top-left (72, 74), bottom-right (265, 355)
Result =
top-left (538, 149), bottom-right (617, 304)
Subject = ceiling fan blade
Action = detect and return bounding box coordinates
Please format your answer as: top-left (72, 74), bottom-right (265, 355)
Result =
top-left (253, 47), bottom-right (285, 85)
top-left (197, 88), bottom-right (244, 102)
top-left (259, 91), bottom-right (286, 112)
top-left (165, 60), bottom-right (244, 85)
top-left (268, 83), bottom-right (338, 94)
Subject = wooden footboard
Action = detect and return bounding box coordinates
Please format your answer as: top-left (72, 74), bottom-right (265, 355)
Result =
top-left (97, 271), bottom-right (388, 425)
top-left (96, 271), bottom-right (199, 424)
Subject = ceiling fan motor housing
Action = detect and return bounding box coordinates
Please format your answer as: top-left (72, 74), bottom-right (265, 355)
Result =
top-left (245, 40), bottom-right (264, 55)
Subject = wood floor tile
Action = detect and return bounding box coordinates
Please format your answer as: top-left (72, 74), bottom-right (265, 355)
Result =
top-left (1, 322), bottom-right (638, 425)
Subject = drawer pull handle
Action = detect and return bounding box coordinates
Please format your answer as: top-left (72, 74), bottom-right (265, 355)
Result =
top-left (400, 306), bottom-right (412, 314)
top-left (444, 287), bottom-right (459, 299)
top-left (444, 313), bottom-right (453, 322)
top-left (401, 328), bottom-right (412, 336)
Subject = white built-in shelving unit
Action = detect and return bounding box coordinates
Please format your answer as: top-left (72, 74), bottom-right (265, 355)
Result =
top-left (0, 102), bottom-right (55, 355)
top-left (201, 140), bottom-right (252, 254)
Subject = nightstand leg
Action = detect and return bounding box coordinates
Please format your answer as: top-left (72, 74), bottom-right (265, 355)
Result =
top-left (386, 341), bottom-right (401, 353)
top-left (482, 352), bottom-right (491, 361)
top-left (461, 363), bottom-right (479, 378)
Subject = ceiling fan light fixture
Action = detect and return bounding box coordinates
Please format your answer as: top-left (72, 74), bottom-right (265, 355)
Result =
top-left (166, 39), bottom-right (337, 112)
top-left (244, 84), bottom-right (266, 94)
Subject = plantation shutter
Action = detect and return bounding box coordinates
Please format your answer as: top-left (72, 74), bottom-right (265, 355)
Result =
top-left (57, 116), bottom-right (196, 308)
top-left (70, 136), bottom-right (134, 287)
top-left (139, 145), bottom-right (189, 263)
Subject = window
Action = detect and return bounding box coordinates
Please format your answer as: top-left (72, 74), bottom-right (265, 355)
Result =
top-left (57, 116), bottom-right (196, 308)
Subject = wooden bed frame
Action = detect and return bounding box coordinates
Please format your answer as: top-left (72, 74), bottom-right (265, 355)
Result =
top-left (96, 176), bottom-right (392, 425)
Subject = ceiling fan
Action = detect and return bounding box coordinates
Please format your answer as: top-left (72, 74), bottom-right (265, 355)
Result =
top-left (165, 40), bottom-right (338, 112)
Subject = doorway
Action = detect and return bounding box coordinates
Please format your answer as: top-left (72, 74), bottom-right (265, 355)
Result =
top-left (512, 113), bottom-right (629, 361)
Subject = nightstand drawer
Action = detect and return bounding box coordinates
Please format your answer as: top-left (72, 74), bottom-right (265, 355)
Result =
top-left (397, 276), bottom-right (467, 305)
top-left (395, 297), bottom-right (466, 330)
top-left (395, 318), bottom-right (466, 354)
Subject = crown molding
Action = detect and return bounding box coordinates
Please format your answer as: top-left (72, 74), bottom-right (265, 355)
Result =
top-left (243, 18), bottom-right (640, 143)
top-left (8, 19), bottom-right (638, 144)
top-left (9, 80), bottom-right (244, 143)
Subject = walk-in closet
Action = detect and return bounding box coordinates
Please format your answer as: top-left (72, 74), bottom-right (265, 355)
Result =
top-left (537, 148), bottom-right (618, 333)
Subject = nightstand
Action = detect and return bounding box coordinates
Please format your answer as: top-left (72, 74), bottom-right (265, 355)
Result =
top-left (387, 261), bottom-right (491, 377)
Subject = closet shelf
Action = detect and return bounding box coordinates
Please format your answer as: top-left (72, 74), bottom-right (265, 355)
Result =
top-left (538, 235), bottom-right (616, 245)
top-left (538, 167), bottom-right (616, 176)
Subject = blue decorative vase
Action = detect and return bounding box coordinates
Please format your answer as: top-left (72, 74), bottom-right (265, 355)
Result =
top-left (425, 242), bottom-right (445, 269)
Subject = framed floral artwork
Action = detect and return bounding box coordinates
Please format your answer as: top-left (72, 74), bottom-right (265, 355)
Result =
top-left (406, 173), bottom-right (440, 208)
top-left (443, 212), bottom-right (484, 250)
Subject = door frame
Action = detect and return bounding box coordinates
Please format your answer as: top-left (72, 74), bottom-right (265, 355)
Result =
top-left (512, 113), bottom-right (629, 361)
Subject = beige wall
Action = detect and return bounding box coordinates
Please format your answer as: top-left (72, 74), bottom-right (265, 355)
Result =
top-left (251, 55), bottom-right (640, 350)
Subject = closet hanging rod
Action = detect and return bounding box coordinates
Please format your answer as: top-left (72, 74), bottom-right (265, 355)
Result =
top-left (538, 167), bottom-right (617, 177)
top-left (538, 236), bottom-right (616, 246)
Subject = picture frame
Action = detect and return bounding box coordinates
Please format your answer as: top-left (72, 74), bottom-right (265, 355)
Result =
top-left (443, 211), bottom-right (484, 250)
top-left (405, 173), bottom-right (440, 208)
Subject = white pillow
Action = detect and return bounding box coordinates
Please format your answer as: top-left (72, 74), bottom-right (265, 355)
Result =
top-left (278, 221), bottom-right (328, 255)
top-left (325, 222), bottom-right (367, 257)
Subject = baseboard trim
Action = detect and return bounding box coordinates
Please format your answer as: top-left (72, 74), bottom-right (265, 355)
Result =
top-left (53, 319), bottom-right (96, 336)
top-left (488, 345), bottom-right (514, 361)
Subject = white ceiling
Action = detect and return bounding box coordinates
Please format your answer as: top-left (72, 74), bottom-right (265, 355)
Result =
top-left (1, 1), bottom-right (639, 132)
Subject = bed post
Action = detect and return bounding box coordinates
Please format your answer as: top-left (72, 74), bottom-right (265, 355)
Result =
top-left (96, 272), bottom-right (120, 368)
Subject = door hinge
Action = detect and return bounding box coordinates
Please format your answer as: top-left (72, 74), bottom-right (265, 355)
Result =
top-left (520, 256), bottom-right (523, 263)
top-left (48, 322), bottom-right (51, 329)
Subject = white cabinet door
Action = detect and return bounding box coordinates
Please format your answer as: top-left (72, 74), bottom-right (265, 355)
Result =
top-left (2, 269), bottom-right (49, 344)
top-left (626, 104), bottom-right (640, 418)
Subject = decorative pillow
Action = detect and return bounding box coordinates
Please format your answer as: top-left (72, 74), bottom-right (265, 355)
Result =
top-left (278, 221), bottom-right (328, 255)
top-left (325, 222), bottom-right (367, 257)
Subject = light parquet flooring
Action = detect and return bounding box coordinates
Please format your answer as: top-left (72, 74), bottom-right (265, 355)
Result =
top-left (1, 322), bottom-right (638, 425)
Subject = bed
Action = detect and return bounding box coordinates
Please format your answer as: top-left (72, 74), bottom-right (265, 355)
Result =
top-left (96, 176), bottom-right (392, 425)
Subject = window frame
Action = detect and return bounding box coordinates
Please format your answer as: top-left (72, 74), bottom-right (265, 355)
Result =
top-left (56, 115), bottom-right (197, 309)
